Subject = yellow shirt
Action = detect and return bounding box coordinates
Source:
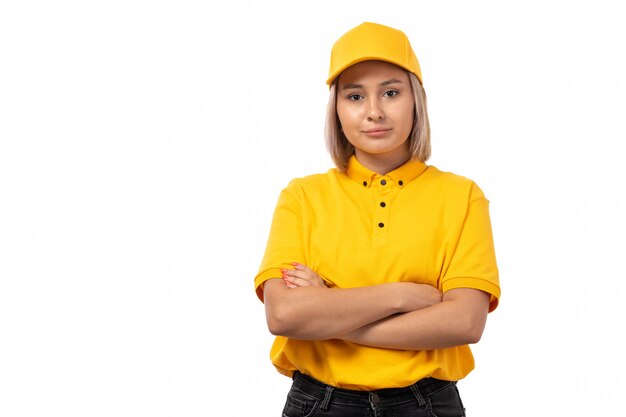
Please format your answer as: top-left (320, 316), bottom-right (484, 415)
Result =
top-left (255, 156), bottom-right (500, 390)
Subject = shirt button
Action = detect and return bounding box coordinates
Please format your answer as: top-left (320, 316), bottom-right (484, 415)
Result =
top-left (399, 180), bottom-right (404, 186)
top-left (380, 202), bottom-right (386, 207)
top-left (363, 181), bottom-right (367, 187)
top-left (378, 223), bottom-right (384, 228)
top-left (380, 179), bottom-right (387, 185)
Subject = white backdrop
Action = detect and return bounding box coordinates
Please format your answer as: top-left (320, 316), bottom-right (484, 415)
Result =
top-left (1, 1), bottom-right (625, 416)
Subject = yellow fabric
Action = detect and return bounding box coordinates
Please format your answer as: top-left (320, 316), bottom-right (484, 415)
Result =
top-left (327, 22), bottom-right (422, 85)
top-left (255, 156), bottom-right (500, 390)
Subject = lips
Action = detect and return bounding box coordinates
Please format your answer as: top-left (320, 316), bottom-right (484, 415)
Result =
top-left (363, 128), bottom-right (392, 137)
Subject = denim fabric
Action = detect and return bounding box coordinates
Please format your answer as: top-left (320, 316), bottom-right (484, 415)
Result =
top-left (281, 372), bottom-right (466, 417)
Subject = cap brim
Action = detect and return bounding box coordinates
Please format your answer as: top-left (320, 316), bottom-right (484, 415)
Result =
top-left (326, 56), bottom-right (420, 85)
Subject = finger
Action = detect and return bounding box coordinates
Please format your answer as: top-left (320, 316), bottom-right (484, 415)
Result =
top-left (284, 275), bottom-right (313, 287)
top-left (288, 272), bottom-right (327, 289)
top-left (292, 262), bottom-right (314, 273)
top-left (281, 268), bottom-right (300, 280)
top-left (290, 269), bottom-right (318, 281)
top-left (283, 268), bottom-right (314, 282)
top-left (283, 279), bottom-right (297, 289)
top-left (280, 272), bottom-right (299, 288)
top-left (281, 269), bottom-right (311, 287)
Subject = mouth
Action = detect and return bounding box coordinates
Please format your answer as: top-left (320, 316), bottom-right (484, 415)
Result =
top-left (362, 128), bottom-right (392, 137)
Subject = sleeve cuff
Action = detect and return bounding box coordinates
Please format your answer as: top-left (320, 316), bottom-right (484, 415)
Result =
top-left (442, 277), bottom-right (501, 312)
top-left (254, 267), bottom-right (284, 302)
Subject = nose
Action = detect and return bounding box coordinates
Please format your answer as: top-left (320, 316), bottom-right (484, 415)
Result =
top-left (366, 97), bottom-right (384, 121)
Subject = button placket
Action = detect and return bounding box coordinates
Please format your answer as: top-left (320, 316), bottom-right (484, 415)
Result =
top-left (373, 177), bottom-right (393, 242)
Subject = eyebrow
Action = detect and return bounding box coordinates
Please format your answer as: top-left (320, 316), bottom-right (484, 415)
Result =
top-left (341, 78), bottom-right (404, 90)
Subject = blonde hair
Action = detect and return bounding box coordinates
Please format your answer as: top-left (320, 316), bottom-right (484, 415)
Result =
top-left (325, 72), bottom-right (431, 172)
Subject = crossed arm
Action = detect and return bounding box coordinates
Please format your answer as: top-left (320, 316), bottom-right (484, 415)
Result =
top-left (263, 263), bottom-right (490, 351)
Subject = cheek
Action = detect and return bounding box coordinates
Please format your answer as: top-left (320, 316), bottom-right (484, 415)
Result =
top-left (396, 102), bottom-right (415, 134)
top-left (336, 107), bottom-right (358, 131)
top-left (402, 114), bottom-right (414, 134)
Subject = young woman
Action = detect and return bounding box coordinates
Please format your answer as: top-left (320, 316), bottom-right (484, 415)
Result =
top-left (255, 22), bottom-right (500, 417)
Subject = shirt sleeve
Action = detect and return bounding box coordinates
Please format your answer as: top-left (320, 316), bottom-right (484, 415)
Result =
top-left (440, 182), bottom-right (501, 312)
top-left (254, 184), bottom-right (306, 302)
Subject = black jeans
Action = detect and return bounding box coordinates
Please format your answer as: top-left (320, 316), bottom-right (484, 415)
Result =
top-left (282, 372), bottom-right (466, 417)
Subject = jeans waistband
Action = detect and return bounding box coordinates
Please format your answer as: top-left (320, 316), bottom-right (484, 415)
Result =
top-left (292, 371), bottom-right (454, 410)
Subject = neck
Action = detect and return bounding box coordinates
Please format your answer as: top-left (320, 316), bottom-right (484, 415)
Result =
top-left (354, 150), bottom-right (411, 175)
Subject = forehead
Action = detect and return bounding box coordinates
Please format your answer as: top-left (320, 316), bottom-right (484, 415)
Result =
top-left (337, 60), bottom-right (409, 86)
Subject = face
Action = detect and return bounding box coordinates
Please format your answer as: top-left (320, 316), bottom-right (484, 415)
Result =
top-left (336, 60), bottom-right (415, 171)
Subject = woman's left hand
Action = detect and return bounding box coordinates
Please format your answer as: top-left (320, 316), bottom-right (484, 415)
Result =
top-left (281, 263), bottom-right (328, 288)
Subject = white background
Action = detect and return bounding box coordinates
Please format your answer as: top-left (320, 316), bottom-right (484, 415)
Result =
top-left (1, 1), bottom-right (625, 415)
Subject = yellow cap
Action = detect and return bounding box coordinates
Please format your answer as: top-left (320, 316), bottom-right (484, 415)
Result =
top-left (326, 22), bottom-right (422, 85)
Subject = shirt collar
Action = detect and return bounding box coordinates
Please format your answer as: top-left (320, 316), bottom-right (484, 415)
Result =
top-left (345, 155), bottom-right (428, 189)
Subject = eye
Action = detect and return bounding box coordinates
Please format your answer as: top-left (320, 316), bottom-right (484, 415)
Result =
top-left (383, 90), bottom-right (399, 98)
top-left (347, 93), bottom-right (364, 101)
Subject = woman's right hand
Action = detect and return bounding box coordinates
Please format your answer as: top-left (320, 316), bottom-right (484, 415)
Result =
top-left (281, 262), bottom-right (329, 289)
